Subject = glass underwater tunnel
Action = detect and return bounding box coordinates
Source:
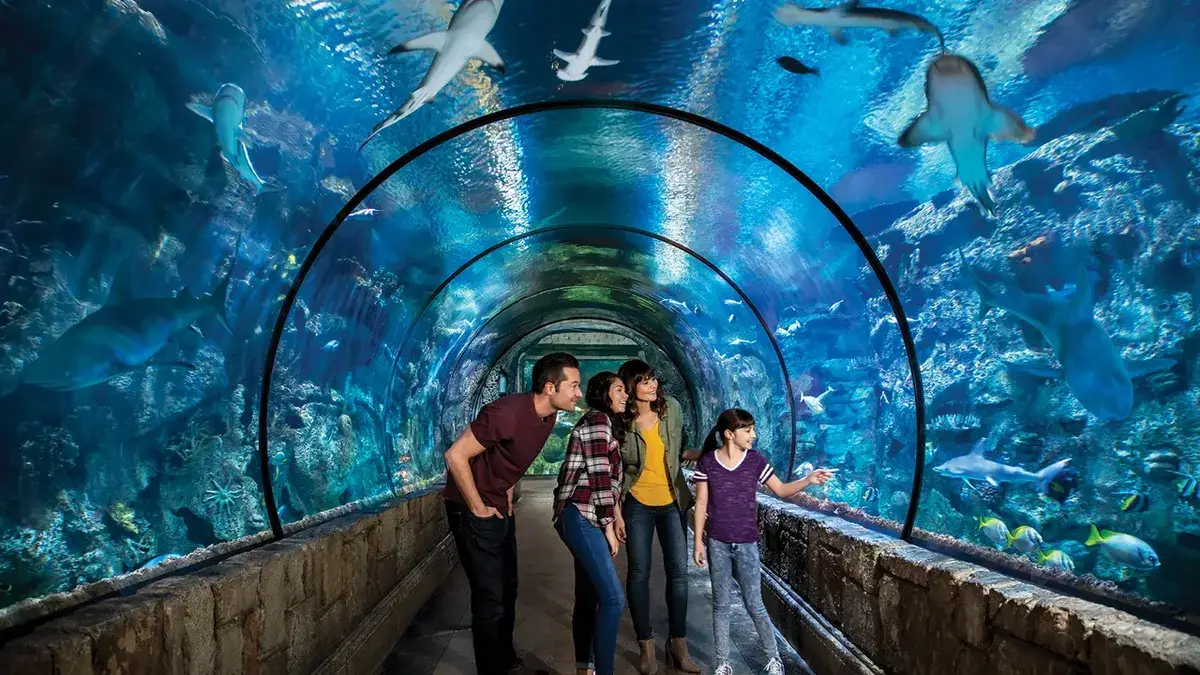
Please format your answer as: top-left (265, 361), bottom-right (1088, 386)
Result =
top-left (1, 0), bottom-right (1199, 642)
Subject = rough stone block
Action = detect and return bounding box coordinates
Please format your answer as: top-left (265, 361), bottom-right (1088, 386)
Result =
top-left (140, 574), bottom-right (215, 675)
top-left (316, 596), bottom-right (348, 659)
top-left (241, 608), bottom-right (263, 675)
top-left (318, 534), bottom-right (346, 608)
top-left (378, 505), bottom-right (399, 557)
top-left (878, 573), bottom-right (932, 674)
top-left (1030, 595), bottom-right (1106, 663)
top-left (260, 648), bottom-right (288, 675)
top-left (0, 637), bottom-right (54, 675)
top-left (986, 578), bottom-right (1060, 643)
top-left (70, 594), bottom-right (165, 675)
top-left (1089, 610), bottom-right (1200, 675)
top-left (992, 633), bottom-right (1087, 675)
top-left (375, 553), bottom-right (400, 593)
top-left (344, 532), bottom-right (374, 619)
top-left (877, 544), bottom-right (947, 587)
top-left (203, 555), bottom-right (264, 626)
top-left (955, 570), bottom-right (1005, 649)
top-left (840, 580), bottom-right (880, 660)
top-left (257, 546), bottom-right (289, 655)
top-left (814, 544), bottom-right (844, 625)
top-left (286, 596), bottom-right (318, 674)
top-left (215, 621), bottom-right (244, 675)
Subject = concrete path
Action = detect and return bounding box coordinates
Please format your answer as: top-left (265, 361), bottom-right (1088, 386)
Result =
top-left (379, 477), bottom-right (812, 675)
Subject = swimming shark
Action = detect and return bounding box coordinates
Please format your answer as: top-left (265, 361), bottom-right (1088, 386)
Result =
top-left (898, 54), bottom-right (1034, 213)
top-left (19, 265), bottom-right (232, 391)
top-left (553, 0), bottom-right (619, 82)
top-left (960, 251), bottom-right (1174, 421)
top-left (187, 83), bottom-right (280, 194)
top-left (775, 1), bottom-right (945, 48)
top-left (932, 439), bottom-right (1071, 491)
top-left (360, 0), bottom-right (506, 150)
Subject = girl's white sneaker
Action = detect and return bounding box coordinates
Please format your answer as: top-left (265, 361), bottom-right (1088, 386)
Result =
top-left (764, 657), bottom-right (785, 675)
top-left (714, 664), bottom-right (734, 675)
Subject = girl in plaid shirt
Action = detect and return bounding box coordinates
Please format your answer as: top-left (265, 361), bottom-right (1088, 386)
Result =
top-left (553, 372), bottom-right (629, 675)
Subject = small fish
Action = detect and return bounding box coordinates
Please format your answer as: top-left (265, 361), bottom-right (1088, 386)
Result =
top-left (863, 486), bottom-right (879, 501)
top-left (801, 386), bottom-right (835, 415)
top-left (1119, 493), bottom-right (1150, 513)
top-left (828, 299), bottom-right (844, 313)
top-left (349, 207), bottom-right (379, 218)
top-left (724, 299), bottom-right (744, 306)
top-left (1037, 549), bottom-right (1075, 573)
top-left (1172, 472), bottom-right (1199, 503)
top-left (777, 56), bottom-right (820, 76)
top-left (322, 340), bottom-right (340, 351)
top-left (1006, 525), bottom-right (1042, 553)
top-left (978, 516), bottom-right (1010, 548)
top-left (1085, 525), bottom-right (1160, 569)
top-left (730, 338), bottom-right (756, 346)
top-left (796, 462), bottom-right (814, 478)
top-left (728, 314), bottom-right (734, 323)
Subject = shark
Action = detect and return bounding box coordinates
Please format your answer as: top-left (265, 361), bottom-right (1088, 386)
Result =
top-left (553, 0), bottom-right (619, 82)
top-left (360, 0), bottom-right (506, 150)
top-left (775, 1), bottom-right (945, 48)
top-left (187, 83), bottom-right (280, 194)
top-left (960, 251), bottom-right (1175, 421)
top-left (19, 265), bottom-right (232, 391)
top-left (932, 439), bottom-right (1071, 492)
top-left (898, 54), bottom-right (1035, 213)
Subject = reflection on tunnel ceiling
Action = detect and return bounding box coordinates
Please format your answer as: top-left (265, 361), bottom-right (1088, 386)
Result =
top-left (2, 0), bottom-right (1199, 629)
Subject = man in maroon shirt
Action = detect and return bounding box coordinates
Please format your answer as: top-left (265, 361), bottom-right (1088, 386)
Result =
top-left (443, 352), bottom-right (582, 675)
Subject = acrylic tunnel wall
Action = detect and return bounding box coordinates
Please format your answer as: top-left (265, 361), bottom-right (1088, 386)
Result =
top-left (261, 103), bottom-right (924, 529)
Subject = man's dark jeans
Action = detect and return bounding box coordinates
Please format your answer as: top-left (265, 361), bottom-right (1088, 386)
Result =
top-left (623, 495), bottom-right (689, 641)
top-left (446, 499), bottom-right (519, 675)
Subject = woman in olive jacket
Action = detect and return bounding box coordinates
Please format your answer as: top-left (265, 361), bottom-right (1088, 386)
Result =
top-left (615, 359), bottom-right (700, 675)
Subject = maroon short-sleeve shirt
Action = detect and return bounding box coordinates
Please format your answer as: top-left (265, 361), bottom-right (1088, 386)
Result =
top-left (443, 393), bottom-right (557, 510)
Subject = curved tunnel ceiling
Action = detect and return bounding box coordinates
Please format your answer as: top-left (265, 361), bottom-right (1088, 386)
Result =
top-left (259, 101), bottom-right (924, 538)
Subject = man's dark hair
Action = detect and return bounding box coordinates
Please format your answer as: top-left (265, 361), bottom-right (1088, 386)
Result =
top-left (531, 352), bottom-right (580, 394)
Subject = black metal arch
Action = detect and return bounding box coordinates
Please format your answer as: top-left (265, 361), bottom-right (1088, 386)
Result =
top-left (258, 98), bottom-right (926, 541)
top-left (378, 223), bottom-right (795, 479)
top-left (442, 284), bottom-right (713, 433)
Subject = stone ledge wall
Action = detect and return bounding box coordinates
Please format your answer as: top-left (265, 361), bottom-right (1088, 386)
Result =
top-left (0, 491), bottom-right (451, 675)
top-left (756, 498), bottom-right (1200, 675)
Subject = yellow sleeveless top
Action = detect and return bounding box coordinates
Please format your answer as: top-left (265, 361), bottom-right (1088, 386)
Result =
top-left (630, 421), bottom-right (674, 506)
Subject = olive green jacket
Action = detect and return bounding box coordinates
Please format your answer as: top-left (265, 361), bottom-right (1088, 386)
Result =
top-left (619, 396), bottom-right (693, 513)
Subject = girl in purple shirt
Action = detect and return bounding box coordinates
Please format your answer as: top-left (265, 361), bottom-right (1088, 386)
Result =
top-left (692, 409), bottom-right (835, 675)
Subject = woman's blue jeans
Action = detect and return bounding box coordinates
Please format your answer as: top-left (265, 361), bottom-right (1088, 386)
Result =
top-left (555, 503), bottom-right (626, 675)
top-left (622, 495), bottom-right (689, 641)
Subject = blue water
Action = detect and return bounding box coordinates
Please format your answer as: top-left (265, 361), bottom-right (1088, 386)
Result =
top-left (0, 0), bottom-right (1198, 627)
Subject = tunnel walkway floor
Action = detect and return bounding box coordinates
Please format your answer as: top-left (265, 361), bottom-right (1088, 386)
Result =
top-left (378, 477), bottom-right (812, 675)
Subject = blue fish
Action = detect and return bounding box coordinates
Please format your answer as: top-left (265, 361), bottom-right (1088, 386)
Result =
top-left (961, 251), bottom-right (1175, 421)
top-left (19, 266), bottom-right (231, 391)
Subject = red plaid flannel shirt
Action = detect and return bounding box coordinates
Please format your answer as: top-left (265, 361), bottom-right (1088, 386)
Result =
top-left (553, 409), bottom-right (623, 527)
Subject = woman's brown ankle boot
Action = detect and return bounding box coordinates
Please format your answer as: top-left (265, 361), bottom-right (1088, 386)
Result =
top-left (637, 639), bottom-right (658, 675)
top-left (666, 637), bottom-right (700, 673)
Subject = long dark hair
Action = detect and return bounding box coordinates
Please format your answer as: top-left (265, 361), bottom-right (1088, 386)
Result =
top-left (585, 371), bottom-right (626, 445)
top-left (700, 408), bottom-right (756, 455)
top-left (618, 359), bottom-right (667, 428)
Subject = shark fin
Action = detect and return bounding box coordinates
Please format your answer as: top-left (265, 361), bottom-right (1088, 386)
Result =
top-left (969, 439), bottom-right (987, 456)
top-left (552, 48), bottom-right (575, 62)
top-left (599, 29), bottom-right (612, 37)
top-left (472, 40), bottom-right (505, 72)
top-left (986, 477), bottom-right (1000, 487)
top-left (388, 30), bottom-right (448, 55)
top-left (237, 127), bottom-right (257, 148)
top-left (186, 102), bottom-right (213, 122)
top-left (590, 56), bottom-right (619, 67)
top-left (258, 178), bottom-right (286, 194)
top-left (1125, 357), bottom-right (1176, 378)
top-left (1035, 458), bottom-right (1072, 493)
top-left (898, 111), bottom-right (948, 147)
top-left (107, 262), bottom-right (135, 305)
top-left (1003, 359), bottom-right (1061, 380)
top-left (188, 323), bottom-right (203, 337)
top-left (986, 104), bottom-right (1035, 144)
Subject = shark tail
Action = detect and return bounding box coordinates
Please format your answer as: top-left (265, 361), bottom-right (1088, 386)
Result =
top-left (956, 249), bottom-right (994, 320)
top-left (1035, 458), bottom-right (1071, 493)
top-left (1084, 524), bottom-right (1103, 547)
top-left (359, 90), bottom-right (434, 152)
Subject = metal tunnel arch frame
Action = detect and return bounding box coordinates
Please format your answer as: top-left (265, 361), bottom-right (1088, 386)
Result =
top-left (258, 98), bottom-right (927, 542)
